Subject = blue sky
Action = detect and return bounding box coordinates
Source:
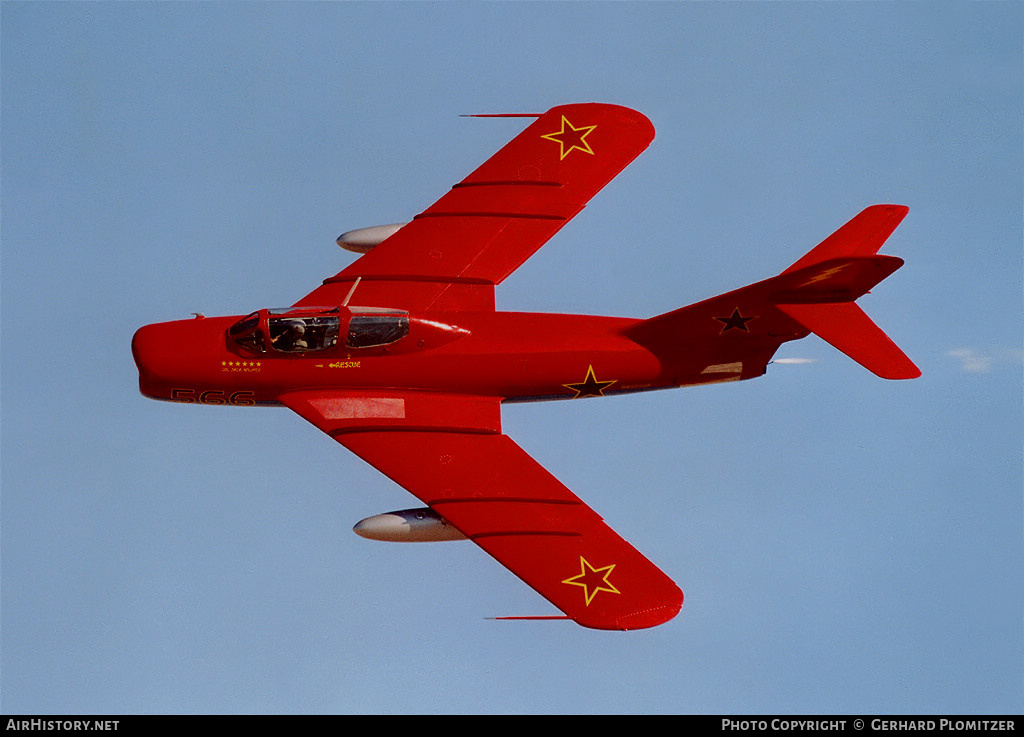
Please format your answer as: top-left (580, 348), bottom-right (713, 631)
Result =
top-left (2, 1), bottom-right (1020, 715)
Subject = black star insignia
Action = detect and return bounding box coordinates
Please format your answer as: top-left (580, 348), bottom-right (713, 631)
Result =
top-left (715, 308), bottom-right (755, 333)
top-left (563, 365), bottom-right (616, 398)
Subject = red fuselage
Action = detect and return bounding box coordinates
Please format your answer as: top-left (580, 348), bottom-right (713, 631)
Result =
top-left (131, 307), bottom-right (764, 409)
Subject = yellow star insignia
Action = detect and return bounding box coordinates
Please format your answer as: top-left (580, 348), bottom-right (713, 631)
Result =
top-left (541, 116), bottom-right (596, 160)
top-left (562, 556), bottom-right (621, 606)
top-left (563, 365), bottom-right (616, 398)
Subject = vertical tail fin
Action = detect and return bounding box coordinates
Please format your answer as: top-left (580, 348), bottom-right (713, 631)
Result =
top-left (782, 204), bottom-right (909, 274)
top-left (624, 205), bottom-right (920, 382)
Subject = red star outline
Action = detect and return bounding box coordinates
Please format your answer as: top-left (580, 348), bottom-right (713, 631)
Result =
top-left (562, 365), bottom-right (617, 398)
top-left (540, 116), bottom-right (597, 160)
top-left (562, 556), bottom-right (621, 606)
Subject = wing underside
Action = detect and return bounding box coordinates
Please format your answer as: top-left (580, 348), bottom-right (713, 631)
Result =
top-left (280, 389), bottom-right (682, 630)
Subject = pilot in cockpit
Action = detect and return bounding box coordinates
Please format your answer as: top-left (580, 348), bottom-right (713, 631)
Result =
top-left (271, 320), bottom-right (308, 352)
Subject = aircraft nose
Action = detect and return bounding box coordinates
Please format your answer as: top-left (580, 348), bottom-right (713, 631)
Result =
top-left (131, 323), bottom-right (160, 375)
top-left (132, 317), bottom-right (228, 399)
top-left (132, 322), bottom-right (178, 397)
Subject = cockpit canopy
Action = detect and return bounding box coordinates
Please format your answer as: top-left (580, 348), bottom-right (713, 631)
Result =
top-left (346, 312), bottom-right (411, 348)
top-left (227, 307), bottom-right (410, 355)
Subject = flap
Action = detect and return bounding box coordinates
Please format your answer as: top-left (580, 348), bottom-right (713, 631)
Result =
top-left (279, 389), bottom-right (501, 436)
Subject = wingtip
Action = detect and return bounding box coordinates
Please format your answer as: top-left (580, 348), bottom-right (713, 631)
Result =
top-left (879, 362), bottom-right (922, 381)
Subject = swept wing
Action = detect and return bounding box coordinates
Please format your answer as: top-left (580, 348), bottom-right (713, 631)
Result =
top-left (281, 389), bottom-right (683, 630)
top-left (296, 103), bottom-right (654, 312)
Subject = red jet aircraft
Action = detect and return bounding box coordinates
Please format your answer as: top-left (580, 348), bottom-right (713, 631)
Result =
top-left (133, 103), bottom-right (919, 630)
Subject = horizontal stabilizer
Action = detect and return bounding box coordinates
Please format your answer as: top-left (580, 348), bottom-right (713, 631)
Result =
top-left (776, 302), bottom-right (920, 379)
